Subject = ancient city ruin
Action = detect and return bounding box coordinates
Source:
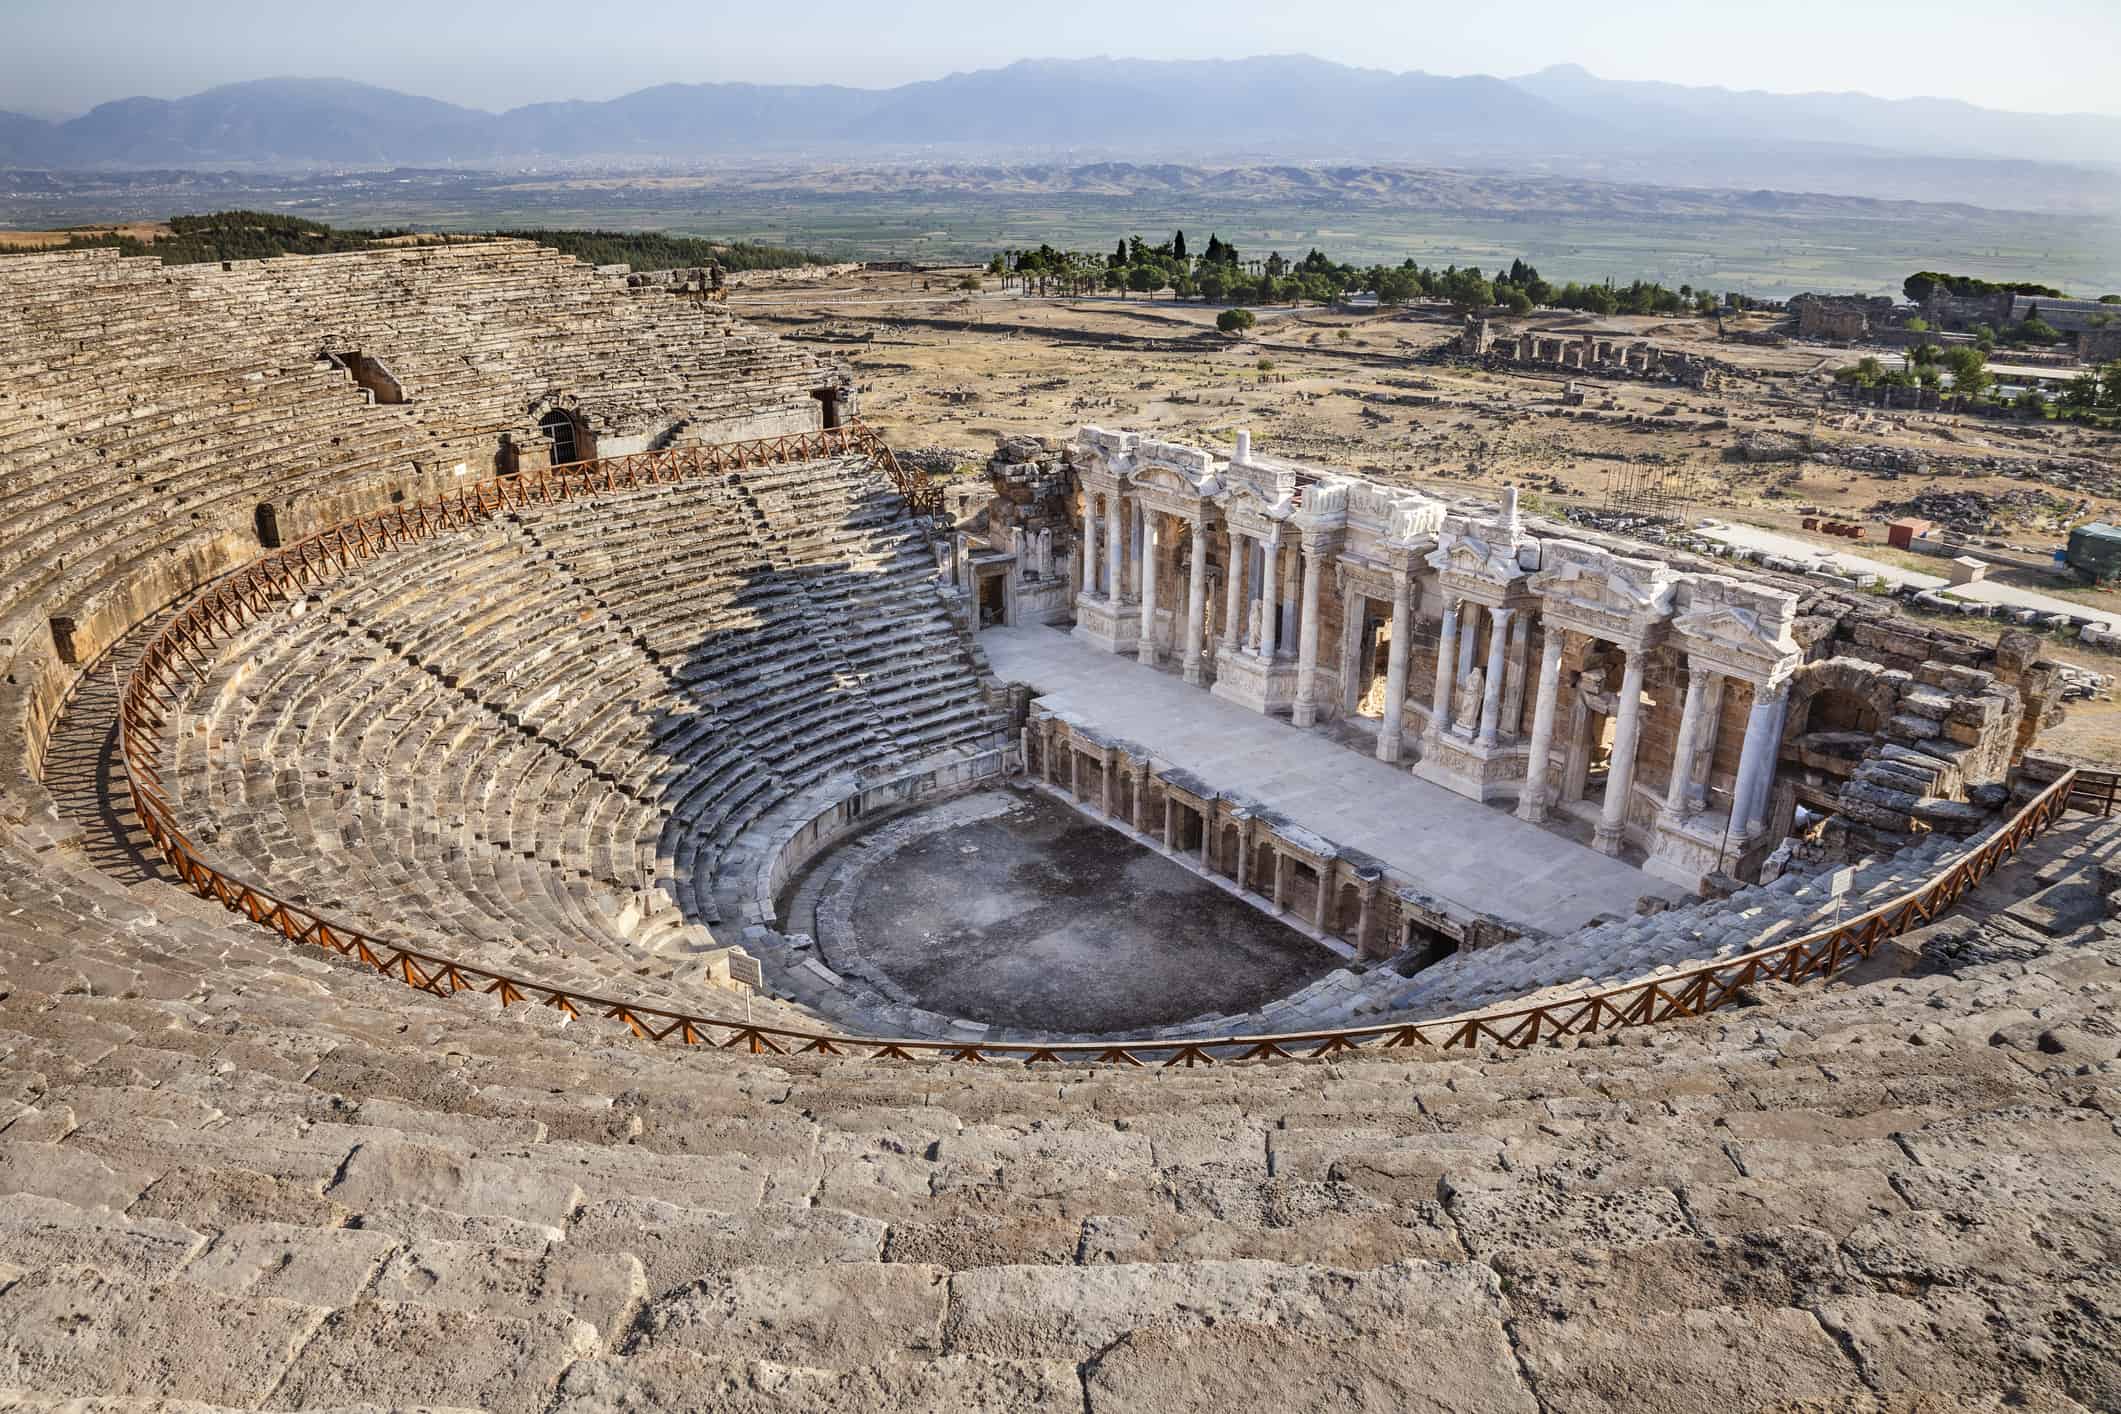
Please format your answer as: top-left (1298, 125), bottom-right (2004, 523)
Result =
top-left (0, 242), bottom-right (2116, 1410)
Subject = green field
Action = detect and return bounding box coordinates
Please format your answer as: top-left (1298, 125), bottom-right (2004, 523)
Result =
top-left (6, 172), bottom-right (2118, 299)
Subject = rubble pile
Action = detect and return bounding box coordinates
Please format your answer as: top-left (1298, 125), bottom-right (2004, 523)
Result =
top-left (1865, 488), bottom-right (2076, 535)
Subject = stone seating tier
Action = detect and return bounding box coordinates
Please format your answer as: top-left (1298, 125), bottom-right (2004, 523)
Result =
top-left (0, 810), bottom-right (2116, 1409)
top-left (149, 464), bottom-right (1000, 1004)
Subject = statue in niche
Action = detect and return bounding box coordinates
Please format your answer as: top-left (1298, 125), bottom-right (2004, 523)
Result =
top-left (1248, 599), bottom-right (1264, 653)
top-left (1010, 527), bottom-right (1027, 579)
top-left (1455, 665), bottom-right (1485, 735)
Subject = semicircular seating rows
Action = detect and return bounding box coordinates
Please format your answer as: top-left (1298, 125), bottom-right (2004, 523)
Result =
top-left (3, 243), bottom-right (2119, 1406)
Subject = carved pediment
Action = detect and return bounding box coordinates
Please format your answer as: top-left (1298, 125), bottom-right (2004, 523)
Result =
top-left (1531, 540), bottom-right (1675, 627)
top-left (1427, 520), bottom-right (1530, 587)
top-left (1669, 574), bottom-right (1800, 668)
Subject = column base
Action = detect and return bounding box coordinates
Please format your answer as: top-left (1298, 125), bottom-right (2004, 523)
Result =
top-left (1292, 701), bottom-right (1318, 728)
top-left (1376, 731), bottom-right (1404, 765)
top-left (1183, 654), bottom-right (1203, 686)
top-left (1514, 788), bottom-right (1550, 824)
top-left (1136, 639), bottom-right (1158, 667)
top-left (1643, 810), bottom-right (1736, 890)
top-left (1072, 593), bottom-right (1138, 656)
top-left (1412, 730), bottom-right (1529, 804)
top-left (1591, 821), bottom-right (1626, 857)
top-left (1208, 650), bottom-right (1298, 715)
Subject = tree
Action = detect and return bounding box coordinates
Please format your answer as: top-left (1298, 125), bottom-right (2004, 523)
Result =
top-left (1501, 287), bottom-right (1533, 315)
top-left (1112, 239), bottom-right (1128, 268)
top-left (1172, 229), bottom-right (1187, 261)
top-left (958, 274), bottom-right (982, 292)
top-left (2015, 387), bottom-right (2048, 415)
top-left (1438, 266), bottom-right (1494, 312)
top-left (985, 255), bottom-right (1005, 276)
top-left (1941, 345), bottom-right (1992, 401)
top-left (2016, 317), bottom-right (2062, 345)
top-left (1126, 264), bottom-right (1160, 297)
top-left (1373, 266), bottom-right (1421, 306)
top-left (1216, 308), bottom-right (1256, 336)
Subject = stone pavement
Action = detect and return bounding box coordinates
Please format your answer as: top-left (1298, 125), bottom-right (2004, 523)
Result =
top-left (984, 625), bottom-right (1678, 935)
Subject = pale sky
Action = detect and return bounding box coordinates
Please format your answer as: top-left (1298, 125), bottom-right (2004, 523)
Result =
top-left (3, 0), bottom-right (2118, 118)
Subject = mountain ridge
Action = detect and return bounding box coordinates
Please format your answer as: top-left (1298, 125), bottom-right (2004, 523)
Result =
top-left (2, 59), bottom-right (2116, 174)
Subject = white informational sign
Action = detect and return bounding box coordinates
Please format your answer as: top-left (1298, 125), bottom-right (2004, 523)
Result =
top-left (726, 952), bottom-right (764, 990)
top-left (1827, 865), bottom-right (1857, 899)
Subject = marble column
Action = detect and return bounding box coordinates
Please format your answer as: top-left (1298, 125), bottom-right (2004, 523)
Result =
top-left (1728, 679), bottom-right (1787, 836)
top-left (1742, 681), bottom-right (1791, 836)
top-left (1516, 627), bottom-right (1566, 823)
top-left (1069, 743), bottom-right (1081, 801)
top-left (1477, 607), bottom-right (1513, 746)
top-left (1279, 543), bottom-right (1300, 660)
top-left (1429, 599), bottom-right (1460, 733)
top-left (1081, 491), bottom-right (1098, 596)
top-left (1690, 674), bottom-right (1728, 805)
top-left (1162, 796), bottom-right (1175, 850)
top-left (1311, 864), bottom-right (1330, 933)
top-left (1222, 530), bottom-right (1247, 653)
top-left (1353, 886), bottom-right (1374, 957)
top-left (1500, 610), bottom-right (1532, 734)
top-left (1183, 518), bottom-right (1209, 685)
top-left (1198, 808), bottom-right (1212, 872)
top-left (1376, 567), bottom-right (1413, 764)
top-left (1664, 666), bottom-right (1715, 816)
top-left (1137, 512), bottom-right (1159, 665)
top-left (1593, 652), bottom-right (1648, 857)
top-left (1455, 603), bottom-right (1481, 687)
top-left (1234, 826), bottom-right (1250, 892)
top-left (1101, 755), bottom-right (1114, 817)
top-left (1104, 492), bottom-right (1123, 611)
top-left (1271, 849), bottom-right (1287, 912)
top-left (1257, 531), bottom-right (1281, 659)
top-left (1292, 544), bottom-right (1326, 727)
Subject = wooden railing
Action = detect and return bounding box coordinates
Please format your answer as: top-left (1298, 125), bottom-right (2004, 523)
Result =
top-left (115, 432), bottom-right (2098, 1066)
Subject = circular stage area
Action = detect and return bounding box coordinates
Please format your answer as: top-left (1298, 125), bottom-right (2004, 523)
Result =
top-left (809, 789), bottom-right (1340, 1033)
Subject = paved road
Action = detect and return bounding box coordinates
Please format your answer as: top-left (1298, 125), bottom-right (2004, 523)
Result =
top-left (983, 624), bottom-right (1677, 936)
top-left (1699, 520), bottom-right (2111, 627)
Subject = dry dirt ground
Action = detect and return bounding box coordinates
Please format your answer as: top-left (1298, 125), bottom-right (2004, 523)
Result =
top-left (733, 266), bottom-right (2121, 713)
top-left (0, 221), bottom-right (170, 249)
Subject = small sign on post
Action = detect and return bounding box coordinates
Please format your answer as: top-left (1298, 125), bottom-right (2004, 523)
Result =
top-left (1826, 865), bottom-right (1857, 931)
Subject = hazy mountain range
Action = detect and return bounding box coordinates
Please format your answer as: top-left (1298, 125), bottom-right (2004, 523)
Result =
top-left (2, 58), bottom-right (2116, 196)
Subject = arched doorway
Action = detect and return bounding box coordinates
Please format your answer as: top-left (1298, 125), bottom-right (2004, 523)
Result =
top-left (253, 503), bottom-right (281, 549)
top-left (540, 409), bottom-right (581, 468)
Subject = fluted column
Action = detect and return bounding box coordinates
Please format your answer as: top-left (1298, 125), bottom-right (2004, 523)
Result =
top-left (1477, 607), bottom-right (1513, 745)
top-left (1137, 512), bottom-right (1159, 665)
top-left (1104, 492), bottom-right (1123, 611)
top-left (1179, 519), bottom-right (1213, 686)
top-left (1664, 665), bottom-right (1715, 816)
top-left (1516, 626), bottom-right (1566, 823)
top-left (1429, 598), bottom-right (1460, 733)
top-left (1222, 530), bottom-right (1247, 652)
top-left (1376, 567), bottom-right (1413, 763)
top-left (1292, 544), bottom-right (1327, 726)
top-left (1455, 603), bottom-right (1481, 689)
top-left (1257, 530), bottom-right (1281, 659)
top-left (1500, 609), bottom-right (1531, 732)
top-left (1593, 652), bottom-right (1647, 857)
top-left (1081, 491), bottom-right (1099, 597)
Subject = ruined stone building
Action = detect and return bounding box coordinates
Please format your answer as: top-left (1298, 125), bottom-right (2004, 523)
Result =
top-left (1454, 316), bottom-right (1726, 387)
top-left (1013, 427), bottom-right (2061, 894)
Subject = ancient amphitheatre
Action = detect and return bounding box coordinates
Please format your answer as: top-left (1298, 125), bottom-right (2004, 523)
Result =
top-left (0, 229), bottom-right (2116, 1414)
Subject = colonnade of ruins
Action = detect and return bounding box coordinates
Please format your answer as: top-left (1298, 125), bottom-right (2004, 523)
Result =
top-left (1065, 427), bottom-right (1806, 887)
